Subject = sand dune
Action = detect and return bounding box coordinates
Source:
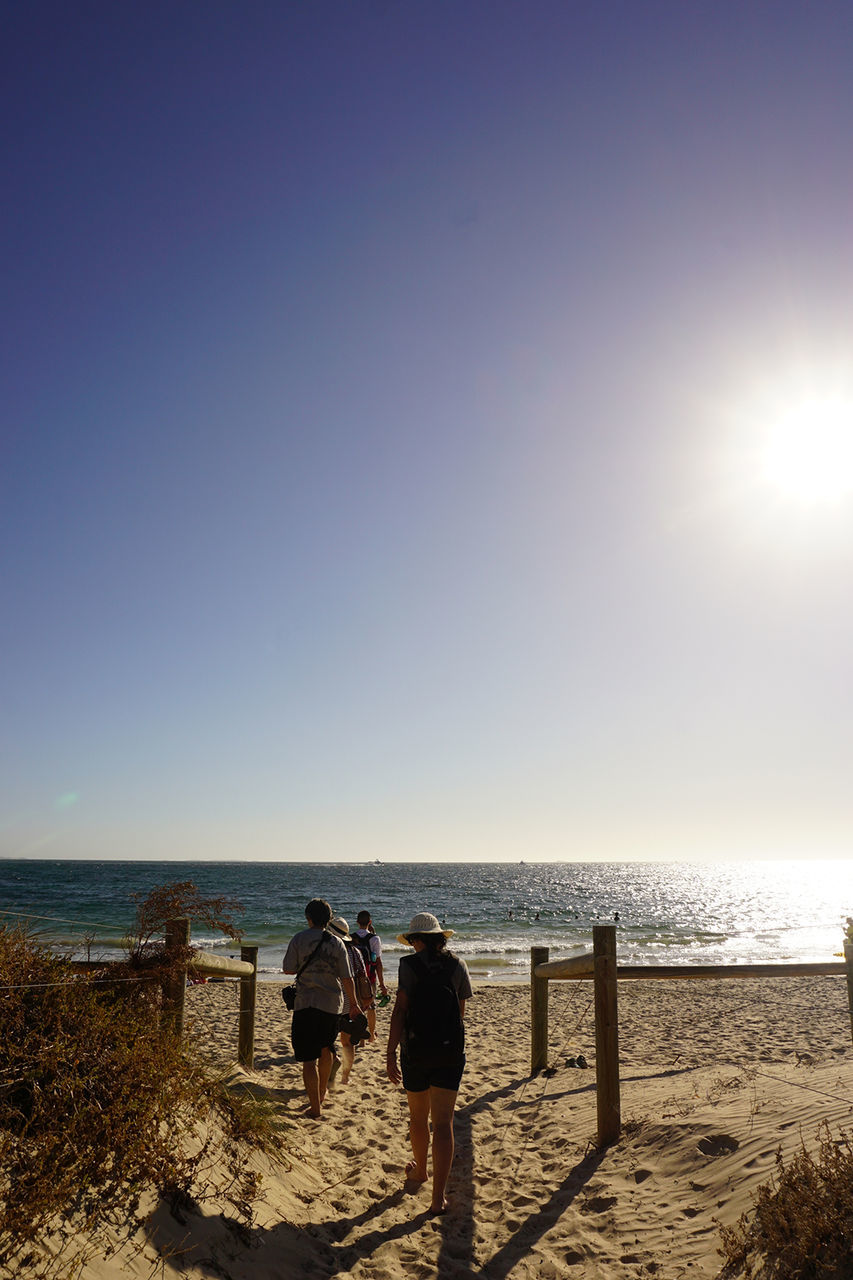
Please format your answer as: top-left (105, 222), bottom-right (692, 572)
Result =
top-left (72, 973), bottom-right (853, 1279)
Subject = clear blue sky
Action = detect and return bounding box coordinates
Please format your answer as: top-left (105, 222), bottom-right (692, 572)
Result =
top-left (3, 1), bottom-right (853, 863)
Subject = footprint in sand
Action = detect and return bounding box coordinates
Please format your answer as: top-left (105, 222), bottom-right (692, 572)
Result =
top-left (509, 1192), bottom-right (539, 1209)
top-left (581, 1195), bottom-right (617, 1214)
top-left (697, 1134), bottom-right (739, 1157)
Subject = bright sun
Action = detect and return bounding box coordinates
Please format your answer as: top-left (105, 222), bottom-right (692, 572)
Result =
top-left (761, 396), bottom-right (853, 503)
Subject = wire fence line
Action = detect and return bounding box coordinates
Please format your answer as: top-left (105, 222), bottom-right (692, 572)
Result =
top-left (550, 977), bottom-right (593, 1056)
top-left (0, 905), bottom-right (132, 934)
top-left (0, 974), bottom-right (159, 992)
top-left (616, 973), bottom-right (851, 1061)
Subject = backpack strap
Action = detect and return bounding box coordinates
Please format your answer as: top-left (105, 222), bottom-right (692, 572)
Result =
top-left (400, 949), bottom-right (456, 991)
top-left (355, 931), bottom-right (376, 965)
top-left (415, 949), bottom-right (452, 976)
top-left (295, 932), bottom-right (328, 981)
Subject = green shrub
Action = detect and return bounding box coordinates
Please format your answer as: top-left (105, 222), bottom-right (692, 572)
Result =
top-left (719, 1123), bottom-right (853, 1279)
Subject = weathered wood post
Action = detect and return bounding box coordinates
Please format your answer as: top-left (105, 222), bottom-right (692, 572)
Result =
top-left (844, 941), bottom-right (853, 1050)
top-left (531, 946), bottom-right (550, 1073)
top-left (238, 944), bottom-right (259, 1069)
top-left (593, 924), bottom-right (620, 1146)
top-left (163, 917), bottom-right (190, 1037)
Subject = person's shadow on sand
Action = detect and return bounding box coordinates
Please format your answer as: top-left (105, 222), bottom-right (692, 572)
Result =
top-left (143, 1072), bottom-right (607, 1280)
top-left (429, 1088), bottom-right (606, 1279)
top-left (458, 1147), bottom-right (606, 1279)
top-left (146, 1189), bottom-right (433, 1278)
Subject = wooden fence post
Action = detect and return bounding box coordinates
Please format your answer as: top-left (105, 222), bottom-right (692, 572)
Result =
top-left (238, 945), bottom-right (259, 1070)
top-left (593, 924), bottom-right (620, 1146)
top-left (163, 917), bottom-right (190, 1037)
top-left (844, 942), bottom-right (853, 1051)
top-left (531, 946), bottom-right (550, 1073)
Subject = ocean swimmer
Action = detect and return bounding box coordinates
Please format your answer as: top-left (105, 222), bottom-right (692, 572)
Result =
top-left (386, 912), bottom-right (472, 1216)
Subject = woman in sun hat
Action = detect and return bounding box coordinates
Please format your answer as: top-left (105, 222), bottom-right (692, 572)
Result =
top-left (386, 912), bottom-right (472, 1216)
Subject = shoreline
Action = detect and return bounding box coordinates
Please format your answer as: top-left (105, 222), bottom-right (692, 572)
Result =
top-left (254, 972), bottom-right (531, 986)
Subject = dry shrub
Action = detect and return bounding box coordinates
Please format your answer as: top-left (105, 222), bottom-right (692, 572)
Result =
top-left (128, 880), bottom-right (243, 961)
top-left (719, 1123), bottom-right (853, 1279)
top-left (80, 880), bottom-right (246, 1027)
top-left (0, 883), bottom-right (277, 1279)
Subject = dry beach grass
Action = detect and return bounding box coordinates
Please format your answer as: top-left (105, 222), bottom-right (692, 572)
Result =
top-left (60, 970), bottom-right (853, 1280)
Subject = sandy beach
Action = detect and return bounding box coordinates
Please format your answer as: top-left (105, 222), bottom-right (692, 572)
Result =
top-left (69, 972), bottom-right (853, 1280)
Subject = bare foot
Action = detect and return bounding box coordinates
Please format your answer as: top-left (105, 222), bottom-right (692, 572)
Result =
top-left (405, 1161), bottom-right (428, 1184)
top-left (428, 1200), bottom-right (448, 1216)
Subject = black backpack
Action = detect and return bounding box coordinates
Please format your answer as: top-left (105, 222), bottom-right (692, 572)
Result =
top-left (402, 952), bottom-right (464, 1067)
top-left (353, 932), bottom-right (376, 980)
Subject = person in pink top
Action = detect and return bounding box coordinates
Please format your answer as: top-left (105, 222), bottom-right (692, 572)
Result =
top-left (351, 909), bottom-right (390, 1039)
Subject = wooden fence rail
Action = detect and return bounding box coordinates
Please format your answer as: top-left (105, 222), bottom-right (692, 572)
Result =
top-left (531, 927), bottom-right (853, 1150)
top-left (189, 945), bottom-right (258, 1069)
top-left (69, 917), bottom-right (259, 1069)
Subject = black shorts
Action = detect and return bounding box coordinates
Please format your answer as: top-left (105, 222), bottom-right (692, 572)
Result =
top-left (401, 1055), bottom-right (465, 1094)
top-left (291, 1007), bottom-right (339, 1062)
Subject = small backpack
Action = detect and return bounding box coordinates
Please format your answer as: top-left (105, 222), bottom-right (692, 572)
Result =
top-left (402, 952), bottom-right (464, 1067)
top-left (352, 932), bottom-right (377, 983)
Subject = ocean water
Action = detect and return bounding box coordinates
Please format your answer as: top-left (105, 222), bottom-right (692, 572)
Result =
top-left (0, 858), bottom-right (851, 982)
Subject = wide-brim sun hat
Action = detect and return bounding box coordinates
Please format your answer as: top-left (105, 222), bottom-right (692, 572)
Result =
top-left (328, 916), bottom-right (352, 942)
top-left (397, 912), bottom-right (454, 945)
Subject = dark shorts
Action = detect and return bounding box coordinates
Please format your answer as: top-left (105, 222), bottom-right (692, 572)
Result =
top-left (291, 1007), bottom-right (339, 1062)
top-left (401, 1055), bottom-right (465, 1094)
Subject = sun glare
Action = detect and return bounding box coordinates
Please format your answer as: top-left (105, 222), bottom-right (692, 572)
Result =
top-left (761, 396), bottom-right (853, 503)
